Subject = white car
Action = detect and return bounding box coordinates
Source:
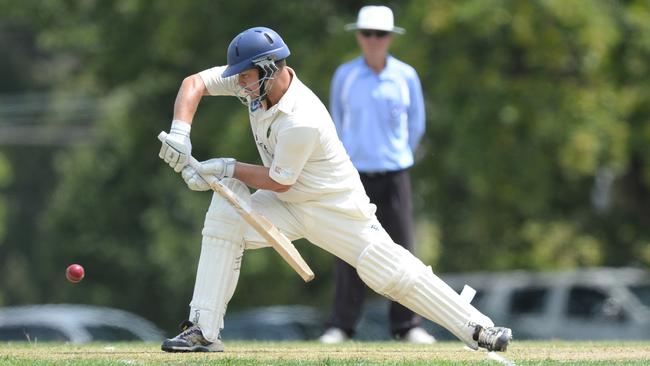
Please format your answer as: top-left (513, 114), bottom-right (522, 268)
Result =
top-left (0, 304), bottom-right (164, 343)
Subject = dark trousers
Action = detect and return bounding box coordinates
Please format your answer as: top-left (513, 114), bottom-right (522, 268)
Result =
top-left (325, 169), bottom-right (421, 337)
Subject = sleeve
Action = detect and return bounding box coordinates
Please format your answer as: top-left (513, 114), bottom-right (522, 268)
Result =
top-left (407, 68), bottom-right (426, 153)
top-left (269, 124), bottom-right (319, 185)
top-left (329, 66), bottom-right (345, 139)
top-left (198, 66), bottom-right (240, 96)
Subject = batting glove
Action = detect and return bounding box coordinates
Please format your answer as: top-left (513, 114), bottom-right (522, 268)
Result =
top-left (159, 120), bottom-right (192, 173)
top-left (181, 158), bottom-right (236, 191)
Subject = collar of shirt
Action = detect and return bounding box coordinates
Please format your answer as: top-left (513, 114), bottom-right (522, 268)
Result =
top-left (275, 67), bottom-right (300, 115)
top-left (356, 55), bottom-right (397, 78)
top-left (254, 67), bottom-right (299, 119)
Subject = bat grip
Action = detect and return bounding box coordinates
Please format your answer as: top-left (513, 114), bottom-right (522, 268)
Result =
top-left (157, 131), bottom-right (201, 169)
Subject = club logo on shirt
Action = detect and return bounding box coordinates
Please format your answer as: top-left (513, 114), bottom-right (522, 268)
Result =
top-left (255, 124), bottom-right (275, 159)
top-left (250, 100), bottom-right (261, 112)
top-left (273, 166), bottom-right (293, 180)
top-left (257, 141), bottom-right (274, 158)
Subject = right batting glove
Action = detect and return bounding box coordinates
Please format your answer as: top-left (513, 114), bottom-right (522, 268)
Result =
top-left (181, 158), bottom-right (236, 191)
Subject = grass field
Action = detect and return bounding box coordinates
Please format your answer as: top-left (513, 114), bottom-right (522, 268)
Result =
top-left (1, 341), bottom-right (649, 365)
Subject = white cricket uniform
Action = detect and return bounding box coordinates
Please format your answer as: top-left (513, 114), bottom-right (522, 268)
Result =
top-left (198, 66), bottom-right (389, 265)
top-left (196, 66), bottom-right (497, 348)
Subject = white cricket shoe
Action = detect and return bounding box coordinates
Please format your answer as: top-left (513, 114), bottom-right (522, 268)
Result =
top-left (318, 327), bottom-right (350, 344)
top-left (401, 327), bottom-right (436, 344)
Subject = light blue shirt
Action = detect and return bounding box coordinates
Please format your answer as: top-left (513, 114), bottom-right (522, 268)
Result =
top-left (330, 55), bottom-right (425, 173)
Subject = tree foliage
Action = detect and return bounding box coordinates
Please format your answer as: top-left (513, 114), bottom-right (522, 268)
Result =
top-left (398, 0), bottom-right (650, 270)
top-left (1, 0), bottom-right (649, 333)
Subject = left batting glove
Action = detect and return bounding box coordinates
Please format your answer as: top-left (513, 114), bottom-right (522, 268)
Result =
top-left (181, 158), bottom-right (237, 191)
top-left (159, 120), bottom-right (192, 173)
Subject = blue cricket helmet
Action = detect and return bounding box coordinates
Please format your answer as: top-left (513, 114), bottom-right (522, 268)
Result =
top-left (222, 27), bottom-right (290, 78)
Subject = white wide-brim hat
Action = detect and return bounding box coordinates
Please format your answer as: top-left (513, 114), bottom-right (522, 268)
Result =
top-left (344, 5), bottom-right (406, 34)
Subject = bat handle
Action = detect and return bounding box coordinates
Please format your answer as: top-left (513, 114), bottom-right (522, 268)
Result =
top-left (157, 130), bottom-right (200, 169)
top-left (157, 131), bottom-right (168, 142)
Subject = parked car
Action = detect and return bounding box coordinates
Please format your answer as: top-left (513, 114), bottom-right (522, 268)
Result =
top-left (441, 267), bottom-right (650, 340)
top-left (325, 267), bottom-right (650, 341)
top-left (0, 304), bottom-right (164, 343)
top-left (221, 305), bottom-right (323, 340)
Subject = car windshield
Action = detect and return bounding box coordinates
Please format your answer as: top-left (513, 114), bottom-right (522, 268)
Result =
top-left (629, 284), bottom-right (650, 308)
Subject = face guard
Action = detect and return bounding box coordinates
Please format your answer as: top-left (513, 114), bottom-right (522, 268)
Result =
top-left (235, 56), bottom-right (279, 109)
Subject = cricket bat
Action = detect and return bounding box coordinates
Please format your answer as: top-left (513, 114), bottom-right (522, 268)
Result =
top-left (158, 132), bottom-right (315, 282)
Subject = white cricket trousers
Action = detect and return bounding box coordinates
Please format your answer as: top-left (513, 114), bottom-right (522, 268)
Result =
top-left (243, 188), bottom-right (381, 265)
top-left (243, 188), bottom-right (494, 348)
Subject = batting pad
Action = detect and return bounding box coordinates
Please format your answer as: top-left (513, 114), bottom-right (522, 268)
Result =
top-left (356, 243), bottom-right (494, 348)
top-left (189, 178), bottom-right (249, 342)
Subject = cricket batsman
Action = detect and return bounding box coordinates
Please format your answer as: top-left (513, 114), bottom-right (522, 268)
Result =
top-left (158, 26), bottom-right (512, 353)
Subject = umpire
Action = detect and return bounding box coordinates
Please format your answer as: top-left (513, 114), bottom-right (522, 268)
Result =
top-left (321, 5), bottom-right (430, 343)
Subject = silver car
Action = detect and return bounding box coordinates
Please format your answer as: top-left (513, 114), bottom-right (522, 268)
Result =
top-left (442, 267), bottom-right (650, 340)
top-left (0, 304), bottom-right (164, 343)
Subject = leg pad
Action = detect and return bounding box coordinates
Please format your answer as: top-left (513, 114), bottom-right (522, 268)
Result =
top-left (189, 178), bottom-right (250, 341)
top-left (356, 243), bottom-right (493, 347)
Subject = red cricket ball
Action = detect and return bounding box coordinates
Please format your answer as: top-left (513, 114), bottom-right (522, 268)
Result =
top-left (66, 264), bottom-right (85, 283)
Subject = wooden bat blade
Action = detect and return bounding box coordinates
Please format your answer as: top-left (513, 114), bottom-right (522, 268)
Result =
top-left (250, 212), bottom-right (315, 281)
top-left (210, 181), bottom-right (315, 282)
top-left (157, 131), bottom-right (315, 282)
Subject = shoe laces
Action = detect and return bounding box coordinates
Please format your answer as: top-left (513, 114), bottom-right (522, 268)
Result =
top-left (477, 327), bottom-right (501, 345)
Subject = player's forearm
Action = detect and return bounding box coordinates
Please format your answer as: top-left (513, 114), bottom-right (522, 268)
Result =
top-left (233, 162), bottom-right (291, 192)
top-left (173, 74), bottom-right (207, 123)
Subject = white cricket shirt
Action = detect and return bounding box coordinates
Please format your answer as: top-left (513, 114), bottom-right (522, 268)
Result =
top-left (199, 66), bottom-right (364, 203)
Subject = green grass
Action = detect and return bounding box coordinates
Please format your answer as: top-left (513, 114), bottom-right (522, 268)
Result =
top-left (1, 341), bottom-right (649, 365)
